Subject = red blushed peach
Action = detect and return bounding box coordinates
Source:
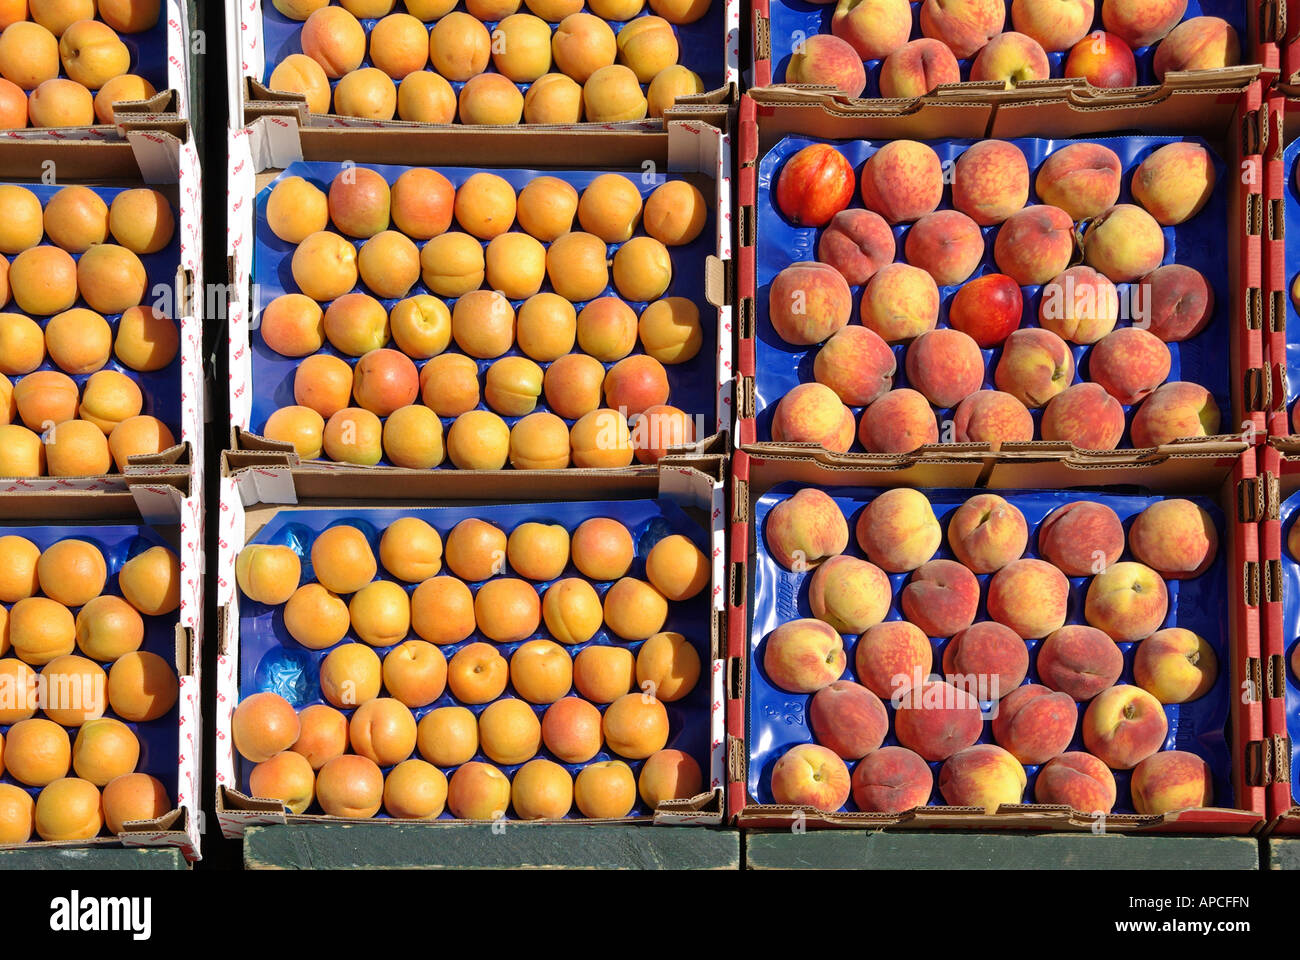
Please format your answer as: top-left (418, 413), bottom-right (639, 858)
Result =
top-left (1141, 264), bottom-right (1214, 342)
top-left (1042, 382), bottom-right (1125, 450)
top-left (859, 389), bottom-right (940, 452)
top-left (894, 679), bottom-right (983, 762)
top-left (939, 744), bottom-right (1027, 812)
top-left (860, 263), bottom-right (940, 343)
top-left (1129, 499), bottom-right (1217, 580)
top-left (1083, 204), bottom-right (1166, 284)
top-left (1086, 561), bottom-right (1168, 642)
top-left (768, 261), bottom-right (852, 346)
top-left (993, 205), bottom-right (1075, 286)
top-left (1089, 327), bottom-right (1171, 406)
top-left (816, 209), bottom-right (895, 287)
top-left (772, 383), bottom-right (856, 452)
top-left (857, 487), bottom-right (941, 573)
top-left (987, 558), bottom-right (1069, 639)
top-left (764, 487), bottom-right (849, 571)
top-left (1134, 627), bottom-right (1217, 704)
top-left (1036, 751), bottom-right (1116, 812)
top-left (807, 555), bottom-right (891, 634)
top-left (952, 391), bottom-right (1034, 449)
top-left (855, 621), bottom-right (932, 701)
top-left (953, 140), bottom-right (1030, 227)
top-left (904, 328), bottom-right (984, 409)
top-left (943, 620), bottom-right (1029, 698)
top-left (1039, 266), bottom-right (1120, 345)
top-left (831, 0), bottom-right (911, 60)
top-left (949, 274), bottom-right (1023, 348)
top-left (770, 742), bottom-right (850, 812)
top-left (1130, 749), bottom-right (1212, 814)
top-left (1038, 501), bottom-right (1124, 577)
top-left (814, 326), bottom-right (895, 407)
top-left (1082, 684), bottom-right (1168, 769)
top-left (991, 682), bottom-right (1076, 765)
top-left (904, 210), bottom-right (983, 286)
top-left (1035, 143), bottom-right (1123, 222)
top-left (1011, 0), bottom-right (1094, 52)
top-left (762, 618), bottom-right (846, 694)
top-left (947, 493), bottom-right (1028, 574)
top-left (1152, 17), bottom-right (1239, 81)
top-left (1038, 624), bottom-right (1124, 701)
top-left (970, 31), bottom-right (1051, 87)
top-left (852, 746), bottom-right (934, 812)
top-left (919, 0), bottom-right (1004, 57)
top-left (1130, 382), bottom-right (1220, 447)
top-left (1132, 141), bottom-right (1216, 227)
top-left (994, 327), bottom-right (1075, 409)
top-left (810, 681), bottom-right (888, 760)
top-left (774, 143), bottom-right (855, 228)
top-left (900, 559), bottom-right (979, 638)
top-left (1101, 0), bottom-right (1186, 48)
top-left (879, 38), bottom-right (960, 98)
top-left (1064, 29), bottom-right (1137, 87)
top-left (860, 141), bottom-right (943, 225)
top-left (786, 33), bottom-right (865, 97)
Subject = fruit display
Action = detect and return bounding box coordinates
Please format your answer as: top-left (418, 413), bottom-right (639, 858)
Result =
top-left (0, 525), bottom-right (184, 845)
top-left (258, 0), bottom-right (726, 124)
top-left (747, 481), bottom-right (1231, 817)
top-left (761, 0), bottom-right (1244, 97)
top-left (250, 161), bottom-right (718, 469)
top-left (0, 180), bottom-right (183, 478)
top-left (753, 134), bottom-right (1227, 452)
top-left (228, 502), bottom-right (713, 821)
top-left (0, 0), bottom-right (168, 128)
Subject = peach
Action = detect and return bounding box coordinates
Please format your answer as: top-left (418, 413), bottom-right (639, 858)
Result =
top-left (311, 524), bottom-right (376, 595)
top-left (34, 778), bottom-right (101, 840)
top-left (232, 692), bottom-right (301, 764)
top-left (812, 327), bottom-right (894, 409)
top-left (993, 205), bottom-right (1075, 287)
top-left (904, 210), bottom-right (983, 287)
top-left (994, 327), bottom-right (1074, 409)
top-left (644, 533), bottom-right (708, 603)
top-left (348, 579), bottom-right (410, 647)
top-left (1012, 0), bottom-right (1094, 51)
top-left (1129, 499), bottom-right (1217, 580)
top-left (1131, 141), bottom-right (1216, 227)
top-left (859, 263), bottom-right (940, 344)
top-left (860, 140), bottom-right (943, 225)
top-left (71, 718), bottom-right (139, 787)
top-left (478, 697), bottom-right (542, 765)
top-left (114, 305), bottom-right (178, 373)
top-left (0, 783), bottom-right (33, 844)
top-left (418, 233), bottom-right (483, 299)
top-left (774, 143), bottom-right (854, 228)
top-left (647, 64), bottom-right (705, 118)
top-left (1064, 28), bottom-right (1137, 87)
top-left (769, 742), bottom-right (850, 811)
top-left (511, 758), bottom-right (573, 820)
top-left (541, 697), bottom-right (603, 763)
top-left (509, 411), bottom-right (570, 470)
top-left (552, 12), bottom-right (616, 83)
top-left (615, 15), bottom-right (678, 83)
top-left (938, 744), bottom-right (1026, 812)
top-left (249, 752), bottom-right (315, 814)
top-left (894, 679), bottom-right (983, 762)
top-left (1037, 501), bottom-right (1123, 577)
top-left (1082, 684), bottom-right (1168, 769)
top-left (1036, 751), bottom-right (1116, 812)
top-left (75, 595), bottom-right (143, 662)
top-left (816, 210), bottom-right (894, 288)
top-left (268, 54), bottom-right (332, 113)
top-left (396, 70), bottom-right (457, 122)
top-left (491, 13), bottom-right (553, 83)
top-left (418, 354), bottom-right (478, 418)
top-left (952, 391), bottom-right (1033, 449)
top-left (578, 174), bottom-right (643, 245)
top-left (764, 488), bottom-right (848, 572)
top-left (856, 487), bottom-right (941, 574)
top-left (801, 555), bottom-right (887, 636)
top-left (953, 140), bottom-right (1030, 227)
top-left (99, 0), bottom-right (162, 32)
top-left (445, 518), bottom-right (507, 582)
top-left (517, 177), bottom-right (579, 242)
top-left (292, 232), bottom-right (359, 303)
top-left (582, 64), bottom-right (646, 122)
top-left (831, 0), bottom-right (910, 60)
top-left (1089, 327), bottom-right (1171, 406)
top-left (1039, 266), bottom-right (1120, 344)
top-left (943, 619), bottom-right (1029, 698)
top-left (11, 246), bottom-right (78, 315)
top-left (574, 759), bottom-right (635, 818)
top-left (1142, 264), bottom-right (1214, 342)
top-left (970, 30), bottom-right (1051, 87)
top-left (448, 642), bottom-right (510, 705)
top-left (945, 493), bottom-right (1027, 574)
top-left (234, 544), bottom-right (300, 606)
top-left (855, 620), bottom-right (932, 701)
top-left (457, 72), bottom-right (524, 125)
top-left (852, 745), bottom-right (933, 812)
top-left (986, 558), bottom-right (1068, 639)
top-left (1134, 627), bottom-right (1217, 704)
top-left (1085, 561), bottom-right (1168, 642)
top-left (47, 420), bottom-right (113, 476)
top-left (602, 577), bottom-right (667, 641)
top-left (523, 71), bottom-right (583, 123)
top-left (319, 642), bottom-right (382, 707)
top-left (417, 706), bottom-right (478, 767)
top-left (316, 754), bottom-right (384, 818)
top-left (411, 576), bottom-right (475, 646)
top-left (349, 696), bottom-right (417, 767)
top-left (612, 236), bottom-right (671, 302)
top-left (638, 749), bottom-right (701, 808)
top-left (569, 408), bottom-right (635, 468)
top-left (879, 38), bottom-right (961, 98)
top-left (474, 577), bottom-right (541, 644)
top-left (1083, 204), bottom-right (1166, 283)
top-left (1152, 16), bottom-right (1238, 79)
top-left (44, 185), bottom-right (109, 253)
top-left (1130, 749), bottom-right (1212, 814)
top-left (573, 644), bottom-right (635, 703)
top-left (301, 6), bottom-right (367, 79)
top-left (1036, 624), bottom-right (1123, 702)
top-left (809, 680), bottom-right (888, 760)
top-left (510, 638), bottom-right (572, 704)
top-left (992, 683), bottom-right (1075, 765)
top-left (383, 759), bottom-right (447, 820)
top-left (14, 369), bottom-right (78, 430)
top-left (1130, 381), bottom-right (1220, 446)
top-left (901, 559), bottom-right (980, 639)
top-left (546, 231), bottom-right (609, 302)
top-left (919, 0), bottom-right (1004, 56)
top-left (1041, 382), bottom-right (1125, 450)
top-left (904, 328), bottom-right (983, 409)
top-left (762, 618), bottom-right (845, 694)
top-left (0, 21), bottom-right (58, 90)
top-left (540, 580), bottom-right (601, 646)
top-left (1101, 0), bottom-right (1186, 47)
top-left (107, 650), bottom-right (176, 722)
top-left (451, 290), bottom-right (514, 359)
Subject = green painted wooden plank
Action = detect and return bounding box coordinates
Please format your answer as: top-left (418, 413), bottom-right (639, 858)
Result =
top-left (1264, 838), bottom-right (1300, 869)
top-left (244, 823), bottom-right (740, 870)
top-left (0, 846), bottom-right (188, 871)
top-left (745, 831), bottom-right (1260, 870)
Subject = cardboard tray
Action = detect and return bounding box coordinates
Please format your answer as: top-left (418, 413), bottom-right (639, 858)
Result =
top-left (0, 473), bottom-right (203, 860)
top-left (213, 453), bottom-right (730, 836)
top-left (734, 75), bottom-right (1269, 461)
top-left (1262, 86), bottom-right (1300, 440)
top-left (231, 0), bottom-right (739, 130)
top-left (725, 447), bottom-right (1267, 832)
top-left (225, 114), bottom-right (734, 471)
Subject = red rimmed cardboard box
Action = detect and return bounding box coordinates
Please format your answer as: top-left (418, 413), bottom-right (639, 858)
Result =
top-left (735, 76), bottom-right (1268, 460)
top-left (1263, 85), bottom-right (1296, 439)
top-left (725, 445), bottom-right (1267, 832)
top-left (225, 114), bottom-right (734, 472)
top-left (213, 451), bottom-right (729, 835)
top-left (0, 472), bottom-right (203, 860)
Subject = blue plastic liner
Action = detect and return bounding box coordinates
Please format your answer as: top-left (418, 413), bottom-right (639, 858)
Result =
top-left (1274, 490), bottom-right (1300, 794)
top-left (252, 160), bottom-right (717, 466)
top-left (1281, 137), bottom-right (1300, 423)
top-left (765, 0), bottom-right (1245, 95)
top-left (261, 1), bottom-right (728, 108)
top-left (0, 524), bottom-right (182, 823)
top-left (238, 500), bottom-right (712, 818)
top-left (4, 182), bottom-right (184, 447)
top-left (747, 483), bottom-right (1232, 813)
top-left (753, 133), bottom-right (1229, 448)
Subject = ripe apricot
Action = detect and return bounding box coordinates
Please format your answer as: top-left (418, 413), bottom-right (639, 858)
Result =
top-left (295, 354), bottom-right (354, 419)
top-left (267, 54), bottom-right (331, 114)
top-left (384, 758), bottom-right (447, 819)
top-left (11, 246), bottom-right (78, 315)
top-left (420, 231), bottom-right (485, 297)
top-left (382, 639), bottom-right (447, 707)
top-left (517, 177), bottom-right (579, 242)
top-left (44, 185), bottom-right (108, 252)
top-left (577, 297), bottom-right (637, 361)
top-left (0, 534), bottom-right (40, 602)
top-left (0, 313), bottom-right (45, 375)
top-left (283, 583), bottom-right (349, 650)
top-left (574, 759), bottom-right (636, 817)
top-left (506, 521), bottom-right (569, 581)
top-left (474, 577), bottom-right (541, 643)
top-left (37, 538), bottom-right (106, 606)
top-left (320, 642), bottom-right (382, 707)
top-left (411, 575), bottom-right (476, 645)
top-left (10, 595), bottom-right (75, 665)
top-left (46, 308), bottom-right (111, 375)
top-left (266, 177), bottom-right (329, 246)
top-left (445, 518), bottom-right (507, 581)
top-left (578, 174), bottom-right (644, 243)
top-left (76, 244), bottom-right (147, 315)
top-left (348, 579), bottom-right (410, 646)
top-left (542, 696), bottom-right (603, 762)
top-left (35, 777), bottom-right (101, 840)
top-left (71, 717), bottom-right (139, 786)
top-left (249, 752), bottom-right (314, 814)
top-left (417, 705), bottom-right (478, 766)
top-left (102, 772), bottom-right (170, 833)
top-left (447, 641), bottom-right (509, 704)
top-left (644, 180), bottom-right (707, 246)
top-left (106, 650), bottom-right (177, 722)
top-left (75, 594), bottom-right (144, 661)
top-left (636, 631), bottom-right (700, 701)
top-left (603, 577), bottom-right (668, 640)
top-left (5, 717), bottom-right (70, 785)
top-left (516, 293), bottom-right (577, 361)
top-left (349, 696), bottom-right (417, 766)
top-left (316, 754), bottom-right (384, 818)
top-left (379, 517), bottom-right (442, 582)
top-left (311, 524), bottom-right (377, 595)
top-left (478, 697), bottom-right (542, 764)
top-left (94, 73), bottom-right (158, 124)
top-left (235, 543), bottom-right (301, 605)
top-left (645, 533), bottom-right (708, 600)
top-left (454, 172), bottom-right (517, 240)
top-left (263, 406), bottom-right (325, 459)
top-left (40, 654), bottom-right (107, 725)
top-left (571, 517), bottom-right (634, 580)
top-left (447, 410), bottom-right (510, 469)
top-left (291, 703), bottom-right (348, 769)
top-left (541, 577), bottom-right (603, 644)
top-left (573, 644), bottom-right (635, 703)
top-left (118, 544), bottom-right (181, 616)
top-left (543, 352), bottom-right (605, 420)
top-left (79, 369), bottom-right (143, 433)
top-left (547, 231), bottom-right (609, 302)
top-left (114, 305), bottom-right (178, 372)
top-left (512, 757), bottom-right (573, 819)
top-left (419, 352), bottom-right (479, 417)
top-left (233, 698), bottom-right (300, 782)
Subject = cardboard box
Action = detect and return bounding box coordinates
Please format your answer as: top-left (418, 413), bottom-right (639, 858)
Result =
top-left (735, 74), bottom-right (1269, 460)
top-left (0, 473), bottom-right (202, 859)
top-left (726, 446), bottom-right (1266, 832)
top-left (231, 0), bottom-right (738, 130)
top-left (226, 115), bottom-right (733, 473)
top-left (1263, 86), bottom-right (1300, 438)
top-left (213, 453), bottom-right (729, 835)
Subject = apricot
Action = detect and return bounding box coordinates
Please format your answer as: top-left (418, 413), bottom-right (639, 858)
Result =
top-left (349, 696), bottom-right (417, 767)
top-left (74, 594), bottom-right (143, 661)
top-left (301, 6), bottom-right (366, 78)
top-left (542, 352), bottom-right (604, 420)
top-left (0, 313), bottom-right (45, 375)
top-left (512, 757), bottom-right (572, 819)
top-left (514, 180), bottom-right (579, 246)
top-left (571, 645), bottom-right (632, 703)
top-left (36, 538), bottom-right (104, 606)
top-left (547, 231), bottom-right (610, 303)
top-left (76, 242), bottom-right (146, 315)
top-left (416, 706), bottom-right (479, 766)
top-left (569, 517), bottom-right (631, 580)
top-left (348, 579), bottom-right (410, 647)
top-left (0, 75), bottom-right (22, 127)
top-left (319, 642), bottom-right (382, 707)
top-left (316, 754), bottom-right (384, 818)
top-left (44, 186), bottom-right (108, 253)
top-left (396, 69), bottom-right (456, 122)
top-left (538, 697), bottom-right (600, 764)
top-left (369, 12), bottom-right (428, 78)
top-left (575, 297), bottom-right (635, 362)
top-left (0, 21), bottom-right (58, 90)
top-left (447, 761), bottom-right (511, 820)
top-left (453, 173), bottom-right (516, 241)
top-left (59, 19), bottom-right (129, 90)
top-left (99, 0), bottom-right (161, 32)
top-left (643, 533), bottom-right (708, 602)
top-left (6, 716), bottom-right (69, 787)
top-left (246, 751), bottom-right (314, 815)
top-left (417, 234), bottom-right (482, 299)
top-left (539, 578), bottom-right (601, 645)
top-left (553, 13), bottom-right (616, 83)
top-left (35, 777), bottom-right (101, 840)
top-left (94, 73), bottom-right (157, 123)
top-left (457, 71), bottom-right (525, 125)
top-left (262, 406), bottom-right (324, 460)
top-left (602, 691), bottom-right (669, 760)
top-left (355, 230), bottom-right (418, 299)
top-left (107, 650), bottom-right (176, 722)
top-left (46, 419), bottom-right (112, 476)
top-left (514, 293), bottom-right (576, 363)
top-left (446, 409), bottom-right (510, 469)
top-left (448, 642), bottom-right (509, 704)
top-left (0, 536), bottom-right (43, 602)
top-left (492, 13), bottom-right (553, 83)
top-left (117, 544), bottom-right (180, 617)
top-left (283, 583), bottom-right (349, 651)
top-left (583, 64), bottom-right (647, 122)
top-left (451, 290), bottom-right (515, 360)
top-left (15, 369), bottom-right (78, 430)
top-left (508, 411), bottom-right (569, 470)
top-left (523, 72), bottom-right (583, 123)
top-left (0, 185), bottom-right (41, 253)
top-left (647, 64), bottom-right (704, 119)
top-left (382, 758), bottom-right (447, 820)
top-left (575, 759), bottom-right (635, 818)
top-left (31, 0), bottom-right (95, 36)
top-left (526, 0), bottom-right (583, 18)
top-left (636, 631), bottom-right (700, 702)
top-left (328, 168), bottom-right (391, 239)
top-left (11, 246), bottom-right (78, 315)
top-left (633, 403), bottom-right (695, 463)
top-left (428, 11), bottom-right (490, 82)
top-left (474, 577), bottom-right (541, 643)
top-left (578, 174), bottom-right (643, 245)
top-left (268, 53), bottom-right (331, 113)
top-left (43, 307), bottom-right (109, 375)
top-left (36, 654), bottom-right (104, 728)
top-left (71, 717), bottom-right (138, 787)
top-left (477, 698), bottom-right (542, 766)
top-left (231, 691), bottom-right (301, 764)
top-left (0, 655), bottom-right (36, 723)
top-left (484, 232), bottom-right (546, 301)
top-left (10, 596), bottom-right (75, 666)
top-left (0, 783), bottom-right (33, 843)
top-left (114, 305), bottom-right (178, 373)
top-left (612, 236), bottom-right (671, 302)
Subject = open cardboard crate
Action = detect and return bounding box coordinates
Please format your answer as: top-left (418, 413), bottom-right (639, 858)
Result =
top-left (735, 74), bottom-right (1269, 462)
top-left (0, 473), bottom-right (203, 860)
top-left (226, 114), bottom-right (733, 475)
top-left (214, 452), bottom-right (729, 836)
top-left (725, 446), bottom-right (1267, 832)
top-left (231, 0), bottom-right (738, 130)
